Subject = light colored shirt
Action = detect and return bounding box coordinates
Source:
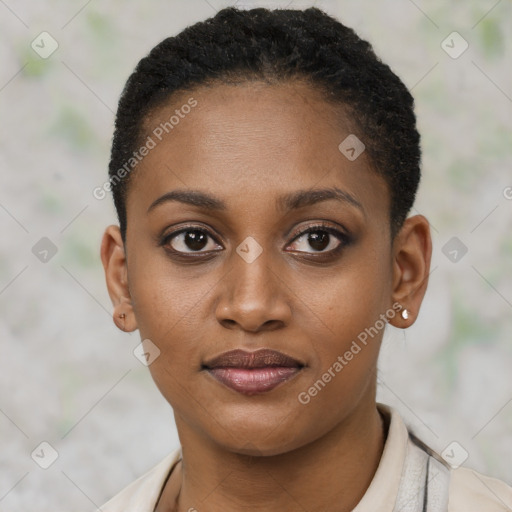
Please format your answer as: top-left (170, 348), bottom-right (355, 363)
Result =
top-left (100, 404), bottom-right (512, 511)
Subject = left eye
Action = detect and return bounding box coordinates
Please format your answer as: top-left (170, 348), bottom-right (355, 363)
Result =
top-left (287, 226), bottom-right (345, 254)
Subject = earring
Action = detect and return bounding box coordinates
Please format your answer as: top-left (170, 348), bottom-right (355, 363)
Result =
top-left (115, 312), bottom-right (126, 331)
top-left (401, 309), bottom-right (409, 320)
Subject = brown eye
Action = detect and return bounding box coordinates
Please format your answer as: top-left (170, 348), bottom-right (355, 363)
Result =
top-left (287, 224), bottom-right (349, 254)
top-left (305, 231), bottom-right (331, 252)
top-left (162, 228), bottom-right (222, 254)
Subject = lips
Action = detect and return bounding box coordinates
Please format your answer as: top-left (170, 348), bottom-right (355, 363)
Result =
top-left (203, 348), bottom-right (304, 395)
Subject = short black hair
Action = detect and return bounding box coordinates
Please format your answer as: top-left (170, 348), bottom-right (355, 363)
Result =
top-left (108, 6), bottom-right (421, 243)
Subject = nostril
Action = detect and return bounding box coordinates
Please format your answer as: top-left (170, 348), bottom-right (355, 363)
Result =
top-left (221, 319), bottom-right (237, 329)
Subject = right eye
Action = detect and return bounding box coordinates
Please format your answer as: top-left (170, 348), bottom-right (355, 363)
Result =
top-left (160, 226), bottom-right (223, 255)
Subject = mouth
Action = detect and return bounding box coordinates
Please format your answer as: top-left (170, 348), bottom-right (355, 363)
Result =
top-left (202, 348), bottom-right (305, 396)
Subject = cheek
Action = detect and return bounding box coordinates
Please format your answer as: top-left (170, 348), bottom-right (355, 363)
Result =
top-left (308, 249), bottom-right (391, 345)
top-left (130, 270), bottom-right (209, 411)
top-left (294, 280), bottom-right (387, 430)
top-left (128, 266), bottom-right (215, 408)
top-left (305, 282), bottom-right (384, 387)
top-left (296, 247), bottom-right (391, 395)
top-left (129, 252), bottom-right (210, 341)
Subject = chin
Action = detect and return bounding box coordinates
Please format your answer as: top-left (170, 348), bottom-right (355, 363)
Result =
top-left (221, 435), bottom-right (302, 458)
top-left (207, 410), bottom-right (314, 457)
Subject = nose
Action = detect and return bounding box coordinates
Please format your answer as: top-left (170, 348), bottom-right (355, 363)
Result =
top-left (214, 244), bottom-right (292, 333)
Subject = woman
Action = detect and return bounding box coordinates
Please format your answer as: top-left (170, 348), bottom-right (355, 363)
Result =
top-left (99, 6), bottom-right (512, 511)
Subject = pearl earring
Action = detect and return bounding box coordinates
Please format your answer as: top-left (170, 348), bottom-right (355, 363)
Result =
top-left (401, 309), bottom-right (409, 320)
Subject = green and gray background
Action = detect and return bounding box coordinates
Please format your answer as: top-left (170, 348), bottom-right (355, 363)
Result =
top-left (0, 0), bottom-right (511, 509)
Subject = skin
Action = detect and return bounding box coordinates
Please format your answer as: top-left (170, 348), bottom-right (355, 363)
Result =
top-left (101, 80), bottom-right (432, 512)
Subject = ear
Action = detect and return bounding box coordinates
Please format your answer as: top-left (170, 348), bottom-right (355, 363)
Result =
top-left (389, 215), bottom-right (432, 328)
top-left (100, 225), bottom-right (138, 332)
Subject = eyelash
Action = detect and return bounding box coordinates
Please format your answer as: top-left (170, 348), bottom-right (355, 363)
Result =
top-left (159, 221), bottom-right (351, 260)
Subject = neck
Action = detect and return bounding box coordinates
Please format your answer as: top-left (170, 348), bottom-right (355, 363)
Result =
top-left (162, 399), bottom-right (386, 512)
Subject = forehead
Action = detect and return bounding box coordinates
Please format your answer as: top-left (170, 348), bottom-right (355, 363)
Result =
top-left (128, 80), bottom-right (388, 222)
top-left (142, 79), bottom-right (354, 156)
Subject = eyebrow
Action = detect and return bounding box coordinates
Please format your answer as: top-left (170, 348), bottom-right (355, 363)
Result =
top-left (147, 186), bottom-right (364, 215)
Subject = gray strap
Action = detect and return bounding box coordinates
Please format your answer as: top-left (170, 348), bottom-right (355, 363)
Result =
top-left (392, 437), bottom-right (451, 512)
top-left (424, 457), bottom-right (451, 512)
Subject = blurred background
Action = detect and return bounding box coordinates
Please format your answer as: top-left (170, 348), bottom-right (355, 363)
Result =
top-left (0, 0), bottom-right (511, 509)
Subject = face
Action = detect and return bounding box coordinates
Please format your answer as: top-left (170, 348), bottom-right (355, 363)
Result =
top-left (102, 80), bottom-right (430, 456)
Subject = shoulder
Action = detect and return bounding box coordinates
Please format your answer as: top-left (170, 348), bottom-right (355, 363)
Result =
top-left (449, 466), bottom-right (512, 512)
top-left (100, 448), bottom-right (182, 512)
top-left (378, 404), bottom-right (512, 511)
